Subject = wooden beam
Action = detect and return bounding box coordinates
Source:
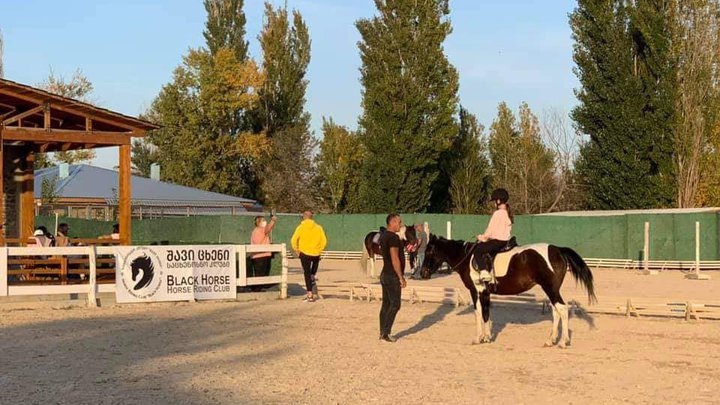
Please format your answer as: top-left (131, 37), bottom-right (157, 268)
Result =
top-left (0, 88), bottom-right (140, 131)
top-left (61, 143), bottom-right (74, 151)
top-left (44, 103), bottom-right (51, 129)
top-left (2, 105), bottom-right (45, 126)
top-left (119, 145), bottom-right (132, 245)
top-left (86, 117), bottom-right (93, 131)
top-left (2, 127), bottom-right (131, 145)
top-left (39, 143), bottom-right (54, 153)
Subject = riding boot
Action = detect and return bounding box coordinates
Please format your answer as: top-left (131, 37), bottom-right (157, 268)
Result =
top-left (479, 254), bottom-right (493, 283)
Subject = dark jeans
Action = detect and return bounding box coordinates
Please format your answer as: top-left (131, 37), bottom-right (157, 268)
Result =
top-left (252, 257), bottom-right (271, 277)
top-left (379, 273), bottom-right (402, 337)
top-left (472, 239), bottom-right (509, 270)
top-left (408, 252), bottom-right (417, 270)
top-left (300, 253), bottom-right (320, 292)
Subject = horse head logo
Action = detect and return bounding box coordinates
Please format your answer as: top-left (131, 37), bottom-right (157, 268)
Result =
top-left (130, 254), bottom-right (155, 291)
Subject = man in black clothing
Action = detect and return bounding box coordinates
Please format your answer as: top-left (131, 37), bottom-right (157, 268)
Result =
top-left (379, 213), bottom-right (407, 342)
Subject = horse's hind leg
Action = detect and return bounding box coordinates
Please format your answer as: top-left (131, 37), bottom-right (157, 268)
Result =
top-left (545, 304), bottom-right (560, 347)
top-left (556, 296), bottom-right (570, 348)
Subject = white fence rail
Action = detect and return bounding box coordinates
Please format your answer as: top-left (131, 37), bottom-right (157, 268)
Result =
top-left (1, 244), bottom-right (289, 304)
top-left (286, 250), bottom-right (720, 271)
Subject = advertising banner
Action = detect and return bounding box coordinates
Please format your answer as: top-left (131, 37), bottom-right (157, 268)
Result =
top-left (115, 245), bottom-right (236, 303)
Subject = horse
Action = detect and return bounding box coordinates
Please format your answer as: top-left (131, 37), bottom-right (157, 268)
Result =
top-left (420, 234), bottom-right (596, 348)
top-left (360, 225), bottom-right (418, 277)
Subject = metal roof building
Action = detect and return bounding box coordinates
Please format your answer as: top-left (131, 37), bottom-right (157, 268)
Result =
top-left (34, 164), bottom-right (261, 219)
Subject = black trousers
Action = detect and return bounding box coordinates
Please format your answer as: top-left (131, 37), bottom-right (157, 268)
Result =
top-left (252, 257), bottom-right (271, 277)
top-left (299, 253), bottom-right (320, 292)
top-left (379, 273), bottom-right (402, 337)
top-left (472, 239), bottom-right (508, 270)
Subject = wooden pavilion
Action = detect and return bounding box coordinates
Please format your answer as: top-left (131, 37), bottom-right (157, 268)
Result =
top-left (0, 78), bottom-right (158, 245)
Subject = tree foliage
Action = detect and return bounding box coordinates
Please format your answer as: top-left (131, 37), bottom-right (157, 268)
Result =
top-left (354, 0), bottom-right (459, 213)
top-left (571, 0), bottom-right (676, 209)
top-left (145, 48), bottom-right (266, 197)
top-left (316, 118), bottom-right (364, 213)
top-left (256, 2), bottom-right (316, 211)
top-left (449, 107), bottom-right (491, 214)
top-left (203, 0), bottom-right (248, 61)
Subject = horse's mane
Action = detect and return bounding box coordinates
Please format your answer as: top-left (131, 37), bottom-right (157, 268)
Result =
top-left (429, 234), bottom-right (468, 256)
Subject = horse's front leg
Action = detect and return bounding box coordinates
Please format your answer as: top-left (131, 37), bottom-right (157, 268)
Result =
top-left (480, 288), bottom-right (492, 343)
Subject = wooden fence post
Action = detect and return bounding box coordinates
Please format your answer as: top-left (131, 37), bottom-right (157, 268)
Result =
top-left (280, 243), bottom-right (288, 299)
top-left (0, 247), bottom-right (7, 297)
top-left (87, 245), bottom-right (97, 308)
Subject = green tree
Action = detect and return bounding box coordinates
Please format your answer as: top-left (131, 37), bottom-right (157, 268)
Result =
top-left (38, 69), bottom-right (97, 166)
top-left (145, 48), bottom-right (265, 197)
top-left (203, 0), bottom-right (248, 61)
top-left (355, 0), bottom-right (459, 213)
top-left (449, 107), bottom-right (491, 214)
top-left (131, 139), bottom-right (159, 177)
top-left (256, 2), bottom-right (316, 210)
top-left (571, 0), bottom-right (676, 209)
top-left (316, 118), bottom-right (365, 213)
top-left (488, 102), bottom-right (556, 214)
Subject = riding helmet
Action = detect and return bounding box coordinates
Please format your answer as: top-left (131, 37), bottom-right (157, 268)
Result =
top-left (490, 188), bottom-right (509, 203)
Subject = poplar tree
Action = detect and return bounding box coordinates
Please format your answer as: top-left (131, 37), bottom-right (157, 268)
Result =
top-left (256, 2), bottom-right (316, 211)
top-left (571, 0), bottom-right (676, 209)
top-left (354, 0), bottom-right (459, 213)
top-left (203, 0), bottom-right (248, 61)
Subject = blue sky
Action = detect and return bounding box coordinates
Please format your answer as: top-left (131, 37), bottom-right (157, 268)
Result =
top-left (0, 0), bottom-right (579, 169)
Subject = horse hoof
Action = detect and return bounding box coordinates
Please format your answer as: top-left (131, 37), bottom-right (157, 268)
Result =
top-left (543, 342), bottom-right (554, 348)
top-left (472, 340), bottom-right (481, 345)
top-left (557, 343), bottom-right (567, 349)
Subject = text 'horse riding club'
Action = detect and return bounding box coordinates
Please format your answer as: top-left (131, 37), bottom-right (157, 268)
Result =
top-left (420, 235), bottom-right (596, 348)
top-left (361, 225), bottom-right (418, 277)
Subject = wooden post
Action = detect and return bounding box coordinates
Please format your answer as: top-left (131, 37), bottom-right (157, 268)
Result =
top-left (0, 247), bottom-right (7, 296)
top-left (87, 245), bottom-right (97, 307)
top-left (280, 243), bottom-right (288, 299)
top-left (446, 221), bottom-right (452, 239)
top-left (642, 222), bottom-right (657, 275)
top-left (20, 151), bottom-right (35, 245)
top-left (118, 145), bottom-right (131, 245)
top-left (686, 221), bottom-right (711, 280)
top-left (0, 125), bottom-right (4, 246)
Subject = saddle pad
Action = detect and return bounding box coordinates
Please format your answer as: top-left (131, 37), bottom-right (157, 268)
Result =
top-left (493, 243), bottom-right (552, 278)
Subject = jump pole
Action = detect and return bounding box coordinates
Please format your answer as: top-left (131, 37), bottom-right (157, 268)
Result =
top-left (446, 221), bottom-right (452, 239)
top-left (642, 222), bottom-right (657, 275)
top-left (686, 221), bottom-right (711, 280)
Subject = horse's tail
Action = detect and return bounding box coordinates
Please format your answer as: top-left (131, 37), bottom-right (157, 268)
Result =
top-left (360, 236), bottom-right (369, 276)
top-left (559, 247), bottom-right (597, 304)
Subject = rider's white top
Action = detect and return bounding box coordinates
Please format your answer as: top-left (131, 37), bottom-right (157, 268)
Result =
top-left (482, 209), bottom-right (512, 241)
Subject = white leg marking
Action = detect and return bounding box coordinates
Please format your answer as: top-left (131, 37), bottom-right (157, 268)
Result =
top-left (545, 304), bottom-right (560, 347)
top-left (556, 303), bottom-right (570, 348)
top-left (473, 298), bottom-right (483, 345)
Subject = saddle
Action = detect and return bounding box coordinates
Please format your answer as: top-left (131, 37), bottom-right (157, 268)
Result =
top-left (372, 227), bottom-right (387, 246)
top-left (471, 237), bottom-right (518, 276)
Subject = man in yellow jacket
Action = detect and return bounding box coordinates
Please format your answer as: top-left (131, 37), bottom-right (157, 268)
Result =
top-left (291, 211), bottom-right (328, 302)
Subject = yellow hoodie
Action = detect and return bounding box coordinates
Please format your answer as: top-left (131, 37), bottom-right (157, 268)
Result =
top-left (291, 219), bottom-right (328, 257)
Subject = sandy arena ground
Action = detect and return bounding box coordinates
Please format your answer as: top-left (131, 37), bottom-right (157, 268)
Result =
top-left (1, 260), bottom-right (719, 404)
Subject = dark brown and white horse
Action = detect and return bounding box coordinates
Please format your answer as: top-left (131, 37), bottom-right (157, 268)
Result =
top-left (360, 225), bottom-right (418, 277)
top-left (420, 235), bottom-right (596, 348)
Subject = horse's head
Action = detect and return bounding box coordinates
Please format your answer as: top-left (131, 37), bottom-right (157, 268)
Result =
top-left (130, 254), bottom-right (155, 290)
top-left (420, 234), bottom-right (445, 279)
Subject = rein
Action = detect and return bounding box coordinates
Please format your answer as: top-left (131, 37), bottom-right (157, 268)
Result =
top-left (447, 241), bottom-right (478, 272)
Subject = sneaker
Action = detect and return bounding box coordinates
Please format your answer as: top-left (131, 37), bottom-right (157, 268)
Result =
top-left (380, 335), bottom-right (397, 343)
top-left (303, 296), bottom-right (315, 303)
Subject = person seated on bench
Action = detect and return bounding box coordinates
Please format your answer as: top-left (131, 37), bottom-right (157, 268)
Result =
top-left (30, 226), bottom-right (54, 247)
top-left (99, 224), bottom-right (121, 241)
top-left (473, 188), bottom-right (514, 283)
